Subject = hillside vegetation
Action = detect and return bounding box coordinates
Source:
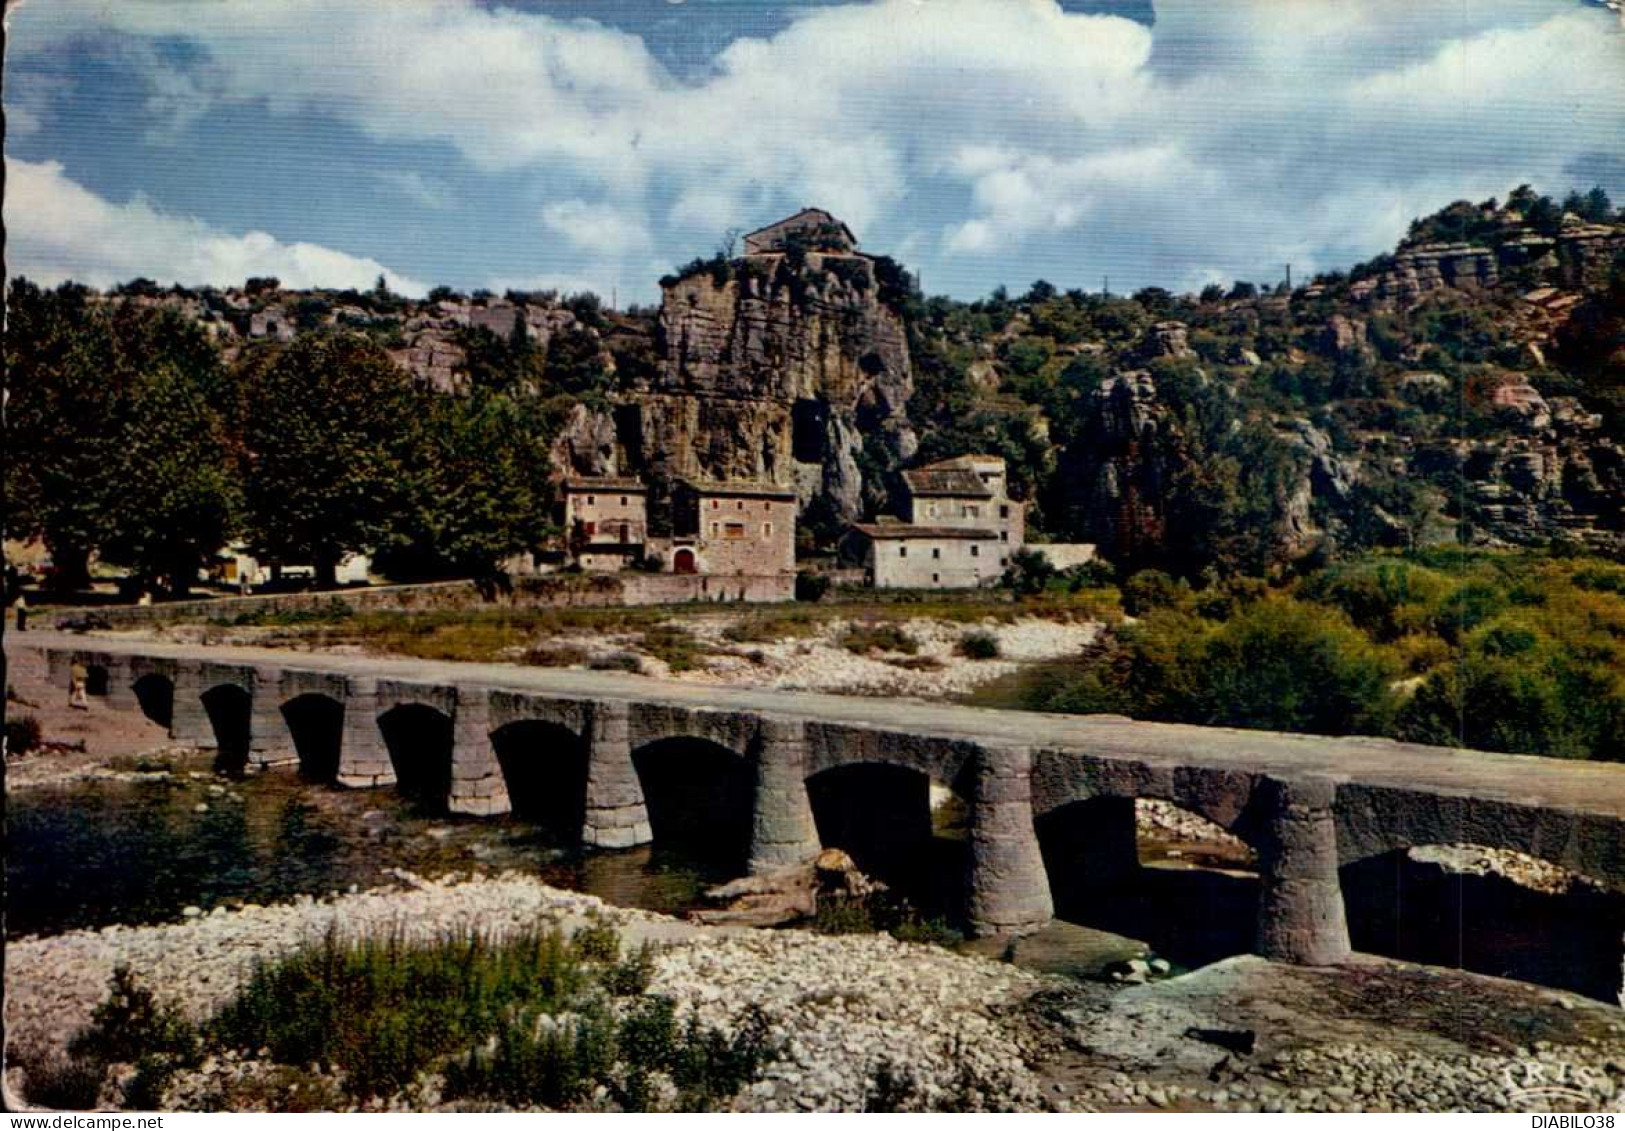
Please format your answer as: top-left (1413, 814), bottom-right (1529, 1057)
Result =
top-left (974, 549), bottom-right (1625, 762)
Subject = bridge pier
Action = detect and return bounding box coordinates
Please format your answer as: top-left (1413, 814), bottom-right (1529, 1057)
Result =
top-left (448, 690), bottom-right (511, 817)
top-left (747, 717), bottom-right (821, 873)
top-left (105, 655), bottom-right (138, 713)
top-left (966, 745), bottom-right (1054, 937)
top-left (247, 666), bottom-right (297, 768)
top-left (46, 649), bottom-right (72, 692)
top-left (170, 661), bottom-right (210, 746)
top-left (337, 677), bottom-right (393, 787)
top-left (582, 701), bottom-right (651, 849)
top-left (1255, 777), bottom-right (1351, 966)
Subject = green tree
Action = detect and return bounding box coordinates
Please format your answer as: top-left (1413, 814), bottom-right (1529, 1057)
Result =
top-left (102, 366), bottom-right (241, 596)
top-left (5, 283), bottom-right (228, 590)
top-left (238, 333), bottom-right (415, 587)
top-left (4, 281), bottom-right (123, 588)
top-left (387, 391), bottom-right (558, 580)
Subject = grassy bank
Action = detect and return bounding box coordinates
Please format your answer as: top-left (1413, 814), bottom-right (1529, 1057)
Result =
top-left (201, 587), bottom-right (1118, 666)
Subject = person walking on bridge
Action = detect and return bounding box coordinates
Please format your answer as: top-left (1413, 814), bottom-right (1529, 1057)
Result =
top-left (68, 661), bottom-right (90, 710)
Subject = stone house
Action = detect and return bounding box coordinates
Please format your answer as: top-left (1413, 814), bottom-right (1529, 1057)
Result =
top-left (741, 208), bottom-right (859, 256)
top-left (670, 479), bottom-right (797, 577)
top-left (844, 455), bottom-right (1026, 589)
top-left (562, 477), bottom-right (648, 571)
top-left (849, 519), bottom-right (1007, 589)
top-left (900, 455), bottom-right (1025, 549)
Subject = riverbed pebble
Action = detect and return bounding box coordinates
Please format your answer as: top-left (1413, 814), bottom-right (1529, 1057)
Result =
top-left (6, 872), bottom-right (1050, 1113)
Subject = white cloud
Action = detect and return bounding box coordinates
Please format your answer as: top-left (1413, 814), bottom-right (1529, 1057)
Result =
top-left (8, 0), bottom-right (1625, 293)
top-left (4, 158), bottom-right (427, 295)
top-left (541, 199), bottom-right (653, 256)
top-left (375, 170), bottom-right (453, 210)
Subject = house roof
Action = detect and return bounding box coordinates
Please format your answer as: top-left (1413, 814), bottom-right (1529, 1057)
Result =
top-left (849, 523), bottom-right (999, 541)
top-left (680, 478), bottom-right (797, 499)
top-left (901, 467), bottom-right (994, 498)
top-left (563, 477), bottom-right (646, 493)
top-left (923, 454), bottom-right (1005, 469)
top-left (742, 207), bottom-right (857, 248)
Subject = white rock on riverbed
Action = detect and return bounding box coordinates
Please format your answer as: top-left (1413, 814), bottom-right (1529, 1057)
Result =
top-left (5, 871), bottom-right (1051, 1113)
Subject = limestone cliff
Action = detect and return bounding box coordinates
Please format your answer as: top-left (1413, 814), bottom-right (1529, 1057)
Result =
top-left (627, 251), bottom-right (916, 520)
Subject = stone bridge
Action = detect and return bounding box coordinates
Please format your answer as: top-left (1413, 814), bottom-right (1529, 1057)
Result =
top-left (28, 635), bottom-right (1625, 971)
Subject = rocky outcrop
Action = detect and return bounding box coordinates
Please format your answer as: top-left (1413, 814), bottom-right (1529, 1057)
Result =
top-left (636, 251), bottom-right (917, 520)
top-left (1063, 369), bottom-right (1170, 561)
top-left (1350, 222), bottom-right (1625, 308)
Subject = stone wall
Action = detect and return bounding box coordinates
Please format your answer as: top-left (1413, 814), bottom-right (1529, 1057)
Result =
top-left (867, 536), bottom-right (1007, 589)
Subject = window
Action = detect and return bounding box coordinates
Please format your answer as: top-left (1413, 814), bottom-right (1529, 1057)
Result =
top-left (1000, 531), bottom-right (1009, 543)
top-left (588, 495), bottom-right (596, 505)
top-left (584, 521), bottom-right (597, 536)
top-left (621, 495), bottom-right (628, 505)
top-left (970, 545), bottom-right (979, 557)
top-left (966, 505), bottom-right (980, 518)
top-left (1000, 504), bottom-right (1009, 518)
top-left (1000, 556), bottom-right (1008, 566)
top-left (737, 500), bottom-right (745, 510)
top-left (711, 522), bottom-right (719, 537)
top-left (764, 522), bottom-right (773, 538)
top-left (899, 546), bottom-right (908, 558)
top-left (932, 547), bottom-right (941, 560)
top-left (711, 500), bottom-right (719, 509)
top-left (932, 573), bottom-right (940, 583)
top-left (620, 523), bottom-right (630, 543)
top-left (725, 522), bottom-right (746, 539)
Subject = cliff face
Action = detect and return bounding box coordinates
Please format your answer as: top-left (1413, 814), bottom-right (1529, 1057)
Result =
top-left (620, 251), bottom-right (916, 520)
top-left (1348, 225), bottom-right (1625, 306)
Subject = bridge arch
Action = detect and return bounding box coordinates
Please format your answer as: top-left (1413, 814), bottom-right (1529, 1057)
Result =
top-left (491, 719), bottom-right (589, 841)
top-left (84, 663), bottom-right (111, 697)
top-left (805, 761), bottom-right (973, 914)
top-left (280, 693), bottom-right (345, 782)
top-left (131, 673), bottom-right (175, 729)
top-left (378, 702), bottom-right (455, 814)
top-left (201, 683), bottom-right (253, 772)
top-left (630, 735), bottom-right (753, 868)
top-left (1340, 842), bottom-right (1625, 1002)
top-left (1037, 795), bottom-right (1263, 968)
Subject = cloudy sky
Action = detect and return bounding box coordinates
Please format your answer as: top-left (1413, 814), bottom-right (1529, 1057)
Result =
top-left (5, 0), bottom-right (1623, 303)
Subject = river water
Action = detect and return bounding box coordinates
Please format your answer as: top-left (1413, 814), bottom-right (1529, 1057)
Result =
top-left (7, 759), bottom-right (730, 941)
top-left (11, 757), bottom-right (1622, 1002)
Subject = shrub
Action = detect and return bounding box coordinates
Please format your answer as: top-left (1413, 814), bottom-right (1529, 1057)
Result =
top-left (588, 651), bottom-right (643, 674)
top-left (442, 1004), bottom-right (618, 1110)
top-left (840, 622), bottom-right (917, 655)
top-left (570, 921), bottom-right (621, 963)
top-left (957, 629), bottom-right (1001, 660)
top-left (1120, 570), bottom-right (1190, 616)
top-left (1000, 548), bottom-right (1057, 596)
top-left (71, 966), bottom-right (198, 1068)
top-left (601, 944), bottom-right (656, 997)
top-left (795, 570), bottom-right (832, 603)
top-left (521, 643), bottom-right (590, 667)
top-left (7, 714), bottom-right (43, 755)
top-left (639, 626), bottom-right (702, 672)
top-left (210, 925), bottom-right (591, 1100)
top-left (1187, 599), bottom-right (1401, 735)
top-left (19, 1049), bottom-right (106, 1110)
top-left (865, 1058), bottom-right (925, 1112)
